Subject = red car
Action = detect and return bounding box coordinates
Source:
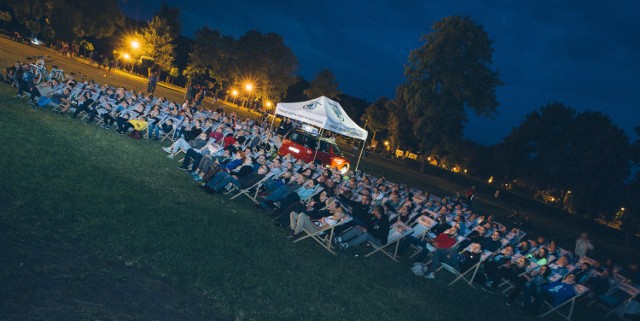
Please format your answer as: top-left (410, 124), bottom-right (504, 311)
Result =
top-left (278, 129), bottom-right (350, 173)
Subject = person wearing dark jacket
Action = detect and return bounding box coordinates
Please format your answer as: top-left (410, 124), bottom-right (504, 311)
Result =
top-left (202, 156), bottom-right (254, 192)
top-left (336, 205), bottom-right (390, 249)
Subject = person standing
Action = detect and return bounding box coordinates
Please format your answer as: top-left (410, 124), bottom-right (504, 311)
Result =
top-left (575, 232), bottom-right (594, 258)
top-left (16, 64), bottom-right (35, 99)
top-left (147, 69), bottom-right (159, 94)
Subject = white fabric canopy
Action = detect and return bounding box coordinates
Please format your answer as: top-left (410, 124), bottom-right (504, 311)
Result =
top-left (275, 96), bottom-right (368, 140)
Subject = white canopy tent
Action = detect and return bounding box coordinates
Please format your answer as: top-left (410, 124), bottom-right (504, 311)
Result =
top-left (274, 96), bottom-right (368, 170)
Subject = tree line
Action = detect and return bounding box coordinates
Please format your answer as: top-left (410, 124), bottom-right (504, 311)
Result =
top-left (360, 16), bottom-right (639, 231)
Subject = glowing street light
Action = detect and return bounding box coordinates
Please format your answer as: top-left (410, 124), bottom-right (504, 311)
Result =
top-left (123, 53), bottom-right (131, 60)
top-left (230, 89), bottom-right (238, 104)
top-left (244, 83), bottom-right (254, 108)
top-left (131, 40), bottom-right (140, 49)
top-left (265, 101), bottom-right (272, 108)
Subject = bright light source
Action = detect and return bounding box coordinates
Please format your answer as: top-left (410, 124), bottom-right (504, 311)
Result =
top-left (384, 141), bottom-right (389, 146)
top-left (288, 147), bottom-right (300, 154)
top-left (488, 176), bottom-right (494, 184)
top-left (621, 207), bottom-right (625, 211)
top-left (131, 40), bottom-right (140, 49)
top-left (231, 90), bottom-right (238, 96)
top-left (245, 83), bottom-right (253, 91)
top-left (265, 101), bottom-right (272, 107)
top-left (123, 53), bottom-right (131, 60)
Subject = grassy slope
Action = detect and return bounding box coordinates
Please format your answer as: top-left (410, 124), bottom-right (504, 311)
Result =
top-left (0, 88), bottom-right (605, 321)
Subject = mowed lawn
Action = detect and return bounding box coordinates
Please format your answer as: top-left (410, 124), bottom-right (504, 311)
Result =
top-left (0, 92), bottom-right (609, 321)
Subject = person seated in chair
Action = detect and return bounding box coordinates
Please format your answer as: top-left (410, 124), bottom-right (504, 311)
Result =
top-left (519, 264), bottom-right (553, 307)
top-left (481, 230), bottom-right (503, 252)
top-left (527, 247), bottom-right (550, 265)
top-left (335, 205), bottom-right (390, 250)
top-left (457, 242), bottom-right (483, 273)
top-left (423, 227), bottom-right (460, 280)
top-left (201, 155), bottom-right (253, 193)
top-left (529, 273), bottom-right (577, 313)
top-left (475, 245), bottom-right (514, 288)
top-left (287, 202), bottom-right (346, 241)
top-left (4, 61), bottom-right (23, 85)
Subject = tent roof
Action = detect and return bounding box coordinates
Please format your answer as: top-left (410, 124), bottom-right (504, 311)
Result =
top-left (275, 96), bottom-right (368, 140)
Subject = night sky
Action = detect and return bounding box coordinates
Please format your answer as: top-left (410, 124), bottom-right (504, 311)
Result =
top-left (119, 0), bottom-right (639, 145)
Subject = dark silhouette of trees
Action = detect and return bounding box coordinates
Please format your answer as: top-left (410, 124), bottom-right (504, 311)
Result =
top-left (403, 16), bottom-right (502, 163)
top-left (304, 68), bottom-right (341, 100)
top-left (361, 97), bottom-right (388, 142)
top-left (497, 103), bottom-right (630, 217)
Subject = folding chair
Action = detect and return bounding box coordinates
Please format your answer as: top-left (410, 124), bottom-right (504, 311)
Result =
top-left (539, 284), bottom-right (589, 321)
top-left (229, 172), bottom-right (280, 204)
top-left (595, 275), bottom-right (640, 318)
top-left (292, 216), bottom-right (353, 255)
top-left (448, 250), bottom-right (494, 288)
top-left (364, 221), bottom-right (413, 262)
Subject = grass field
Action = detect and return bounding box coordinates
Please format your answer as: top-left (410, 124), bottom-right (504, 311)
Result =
top-left (0, 38), bottom-right (628, 321)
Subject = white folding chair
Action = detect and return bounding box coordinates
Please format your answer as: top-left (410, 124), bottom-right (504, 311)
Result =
top-left (364, 222), bottom-right (413, 262)
top-left (292, 216), bottom-right (353, 255)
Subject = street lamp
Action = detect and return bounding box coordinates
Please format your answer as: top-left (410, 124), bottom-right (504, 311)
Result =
top-left (244, 83), bottom-right (253, 108)
top-left (231, 89), bottom-right (238, 104)
top-left (128, 40), bottom-right (140, 73)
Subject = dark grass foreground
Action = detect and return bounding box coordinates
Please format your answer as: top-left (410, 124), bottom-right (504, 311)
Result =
top-left (0, 84), bottom-right (602, 321)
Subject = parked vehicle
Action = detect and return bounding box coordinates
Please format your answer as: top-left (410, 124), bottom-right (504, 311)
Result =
top-left (278, 128), bottom-right (350, 173)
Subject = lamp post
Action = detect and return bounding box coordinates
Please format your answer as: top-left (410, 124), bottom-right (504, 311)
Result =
top-left (123, 53), bottom-right (131, 72)
top-left (231, 89), bottom-right (238, 105)
top-left (244, 83), bottom-right (253, 109)
top-left (129, 40), bottom-right (140, 73)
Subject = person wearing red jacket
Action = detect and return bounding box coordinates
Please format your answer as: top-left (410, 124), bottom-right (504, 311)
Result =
top-left (425, 227), bottom-right (459, 280)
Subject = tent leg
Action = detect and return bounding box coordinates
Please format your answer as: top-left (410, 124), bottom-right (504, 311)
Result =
top-left (355, 139), bottom-right (366, 171)
top-left (313, 128), bottom-right (323, 163)
top-left (268, 111), bottom-right (277, 133)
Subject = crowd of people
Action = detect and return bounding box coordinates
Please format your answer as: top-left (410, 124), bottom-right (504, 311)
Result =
top-left (4, 61), bottom-right (640, 320)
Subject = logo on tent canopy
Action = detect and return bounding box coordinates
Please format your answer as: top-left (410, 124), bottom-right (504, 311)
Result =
top-left (302, 102), bottom-right (319, 110)
top-left (328, 101), bottom-right (345, 122)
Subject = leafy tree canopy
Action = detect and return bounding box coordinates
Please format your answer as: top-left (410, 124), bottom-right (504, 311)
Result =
top-left (303, 68), bottom-right (341, 100)
top-left (404, 16), bottom-right (502, 156)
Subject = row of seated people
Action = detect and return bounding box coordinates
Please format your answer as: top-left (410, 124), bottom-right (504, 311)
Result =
top-left (12, 73), bottom-right (639, 320)
top-left (18, 77), bottom-right (284, 146)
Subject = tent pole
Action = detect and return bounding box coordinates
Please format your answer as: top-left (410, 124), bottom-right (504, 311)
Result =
top-left (269, 109), bottom-right (278, 134)
top-left (355, 138), bottom-right (366, 171)
top-left (313, 128), bottom-right (323, 163)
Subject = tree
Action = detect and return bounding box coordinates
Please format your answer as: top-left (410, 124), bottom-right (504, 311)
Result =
top-left (185, 26), bottom-right (236, 88)
top-left (404, 16), bottom-right (502, 166)
top-left (497, 103), bottom-right (578, 189)
top-left (46, 0), bottom-right (123, 42)
top-left (0, 11), bottom-right (12, 30)
top-left (303, 68), bottom-right (342, 100)
top-left (233, 30), bottom-right (298, 102)
top-left (142, 15), bottom-right (176, 73)
top-left (5, 0), bottom-right (48, 36)
top-left (385, 84), bottom-right (419, 152)
top-left (361, 97), bottom-right (388, 142)
top-left (497, 103), bottom-right (630, 217)
top-left (156, 3), bottom-right (181, 38)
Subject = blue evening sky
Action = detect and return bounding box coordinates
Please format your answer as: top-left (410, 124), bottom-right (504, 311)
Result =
top-left (119, 0), bottom-right (639, 145)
